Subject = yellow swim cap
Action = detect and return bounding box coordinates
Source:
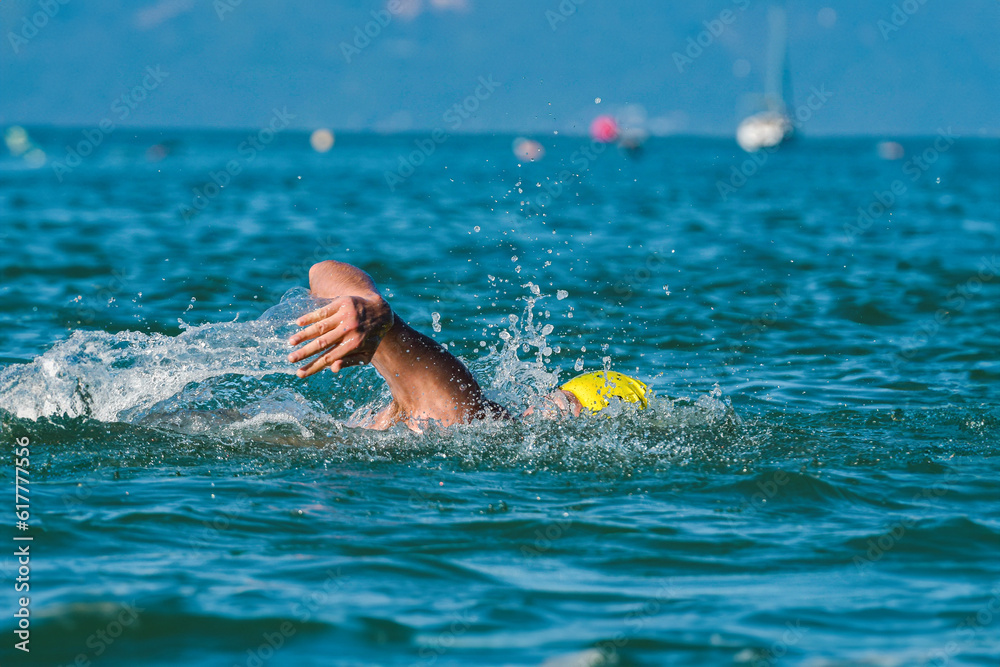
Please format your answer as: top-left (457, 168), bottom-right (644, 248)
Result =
top-left (560, 371), bottom-right (649, 414)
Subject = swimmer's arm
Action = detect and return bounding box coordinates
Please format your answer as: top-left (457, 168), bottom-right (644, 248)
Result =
top-left (368, 312), bottom-right (508, 427)
top-left (289, 260), bottom-right (507, 428)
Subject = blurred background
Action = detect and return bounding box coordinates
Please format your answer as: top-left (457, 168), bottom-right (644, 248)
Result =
top-left (2, 0), bottom-right (998, 137)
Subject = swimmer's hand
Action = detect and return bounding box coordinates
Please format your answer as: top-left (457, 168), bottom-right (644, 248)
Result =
top-left (521, 390), bottom-right (583, 419)
top-left (287, 295), bottom-right (394, 378)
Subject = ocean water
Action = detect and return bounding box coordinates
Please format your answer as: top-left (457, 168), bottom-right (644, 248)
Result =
top-left (1, 129), bottom-right (998, 666)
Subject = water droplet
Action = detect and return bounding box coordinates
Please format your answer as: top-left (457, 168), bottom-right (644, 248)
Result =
top-left (556, 290), bottom-right (569, 300)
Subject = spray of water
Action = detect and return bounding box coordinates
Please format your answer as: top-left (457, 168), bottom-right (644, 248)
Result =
top-left (0, 285), bottom-right (747, 470)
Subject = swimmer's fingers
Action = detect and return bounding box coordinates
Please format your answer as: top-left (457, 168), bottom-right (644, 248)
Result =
top-left (288, 299), bottom-right (347, 346)
top-left (295, 332), bottom-right (363, 378)
top-left (287, 321), bottom-right (348, 364)
top-left (295, 298), bottom-right (346, 326)
top-left (324, 352), bottom-right (370, 374)
top-left (521, 391), bottom-right (581, 420)
top-left (289, 295), bottom-right (391, 377)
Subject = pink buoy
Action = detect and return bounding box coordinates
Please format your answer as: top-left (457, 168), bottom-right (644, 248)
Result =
top-left (512, 137), bottom-right (545, 162)
top-left (590, 115), bottom-right (619, 143)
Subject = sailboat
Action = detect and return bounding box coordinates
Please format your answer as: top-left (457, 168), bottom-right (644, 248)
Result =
top-left (736, 5), bottom-right (794, 152)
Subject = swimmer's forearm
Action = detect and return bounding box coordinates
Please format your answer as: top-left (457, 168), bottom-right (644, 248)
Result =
top-left (370, 314), bottom-right (491, 425)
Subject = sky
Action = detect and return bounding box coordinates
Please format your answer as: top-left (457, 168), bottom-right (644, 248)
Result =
top-left (1, 0), bottom-right (998, 136)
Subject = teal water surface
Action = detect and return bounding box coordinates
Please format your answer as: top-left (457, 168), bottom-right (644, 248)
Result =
top-left (1, 130), bottom-right (999, 666)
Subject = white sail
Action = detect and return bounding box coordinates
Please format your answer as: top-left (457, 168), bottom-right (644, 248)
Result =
top-left (737, 5), bottom-right (793, 152)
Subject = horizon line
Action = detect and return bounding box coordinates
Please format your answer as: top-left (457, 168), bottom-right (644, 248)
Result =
top-left (4, 123), bottom-right (998, 140)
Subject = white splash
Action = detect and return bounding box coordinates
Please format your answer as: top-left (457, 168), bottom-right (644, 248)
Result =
top-left (0, 288), bottom-right (322, 422)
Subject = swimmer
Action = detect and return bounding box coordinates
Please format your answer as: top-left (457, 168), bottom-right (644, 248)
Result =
top-left (287, 260), bottom-right (648, 430)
